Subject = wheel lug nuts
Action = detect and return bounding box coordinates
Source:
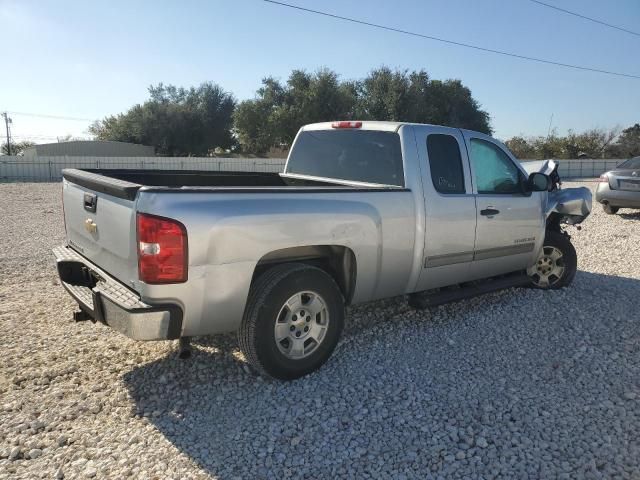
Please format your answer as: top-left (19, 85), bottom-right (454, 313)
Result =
top-left (306, 316), bottom-right (311, 322)
top-left (300, 310), bottom-right (305, 316)
top-left (292, 315), bottom-right (297, 321)
top-left (304, 326), bottom-right (309, 332)
top-left (295, 331), bottom-right (301, 337)
top-left (290, 325), bottom-right (295, 331)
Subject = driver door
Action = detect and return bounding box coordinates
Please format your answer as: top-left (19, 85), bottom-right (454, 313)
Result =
top-left (463, 132), bottom-right (544, 279)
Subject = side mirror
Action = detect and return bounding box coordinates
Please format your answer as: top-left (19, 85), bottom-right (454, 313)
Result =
top-left (527, 172), bottom-right (550, 192)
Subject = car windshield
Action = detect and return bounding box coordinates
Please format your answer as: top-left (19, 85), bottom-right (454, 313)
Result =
top-left (618, 157), bottom-right (640, 169)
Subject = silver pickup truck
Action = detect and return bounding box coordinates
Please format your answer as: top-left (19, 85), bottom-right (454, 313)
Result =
top-left (54, 121), bottom-right (592, 379)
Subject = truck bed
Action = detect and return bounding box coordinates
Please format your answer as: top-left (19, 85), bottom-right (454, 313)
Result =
top-left (61, 168), bottom-right (386, 201)
top-left (83, 169), bottom-right (293, 187)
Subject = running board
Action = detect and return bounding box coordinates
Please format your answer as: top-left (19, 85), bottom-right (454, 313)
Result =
top-left (408, 272), bottom-right (531, 309)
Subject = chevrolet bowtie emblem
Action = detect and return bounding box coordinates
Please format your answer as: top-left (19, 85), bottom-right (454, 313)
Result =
top-left (84, 218), bottom-right (97, 234)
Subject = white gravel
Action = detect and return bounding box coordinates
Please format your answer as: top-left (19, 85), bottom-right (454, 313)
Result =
top-left (1, 181), bottom-right (639, 479)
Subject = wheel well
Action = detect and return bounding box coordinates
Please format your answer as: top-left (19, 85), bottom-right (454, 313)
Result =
top-left (252, 246), bottom-right (357, 304)
top-left (546, 212), bottom-right (563, 233)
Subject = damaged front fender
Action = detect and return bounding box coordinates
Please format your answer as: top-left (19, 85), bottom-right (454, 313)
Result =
top-left (546, 187), bottom-right (592, 225)
top-left (522, 159), bottom-right (593, 225)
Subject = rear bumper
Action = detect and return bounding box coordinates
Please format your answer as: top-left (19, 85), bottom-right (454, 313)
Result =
top-left (595, 183), bottom-right (640, 208)
top-left (53, 245), bottom-right (183, 340)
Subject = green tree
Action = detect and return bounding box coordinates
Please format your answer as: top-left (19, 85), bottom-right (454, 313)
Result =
top-left (505, 136), bottom-right (536, 159)
top-left (355, 67), bottom-right (413, 121)
top-left (564, 128), bottom-right (619, 158)
top-left (1, 140), bottom-right (36, 155)
top-left (505, 127), bottom-right (624, 160)
top-left (355, 68), bottom-right (491, 133)
top-left (234, 69), bottom-right (356, 155)
top-left (610, 123), bottom-right (640, 158)
top-left (90, 82), bottom-right (236, 156)
top-left (234, 67), bottom-right (492, 155)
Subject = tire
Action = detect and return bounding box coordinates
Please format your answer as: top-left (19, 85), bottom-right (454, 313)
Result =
top-left (527, 230), bottom-right (577, 289)
top-left (238, 263), bottom-right (345, 380)
top-left (603, 204), bottom-right (619, 214)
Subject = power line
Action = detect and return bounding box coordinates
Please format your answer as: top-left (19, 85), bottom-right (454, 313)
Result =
top-left (7, 111), bottom-right (95, 122)
top-left (263, 0), bottom-right (640, 80)
top-left (528, 0), bottom-right (640, 37)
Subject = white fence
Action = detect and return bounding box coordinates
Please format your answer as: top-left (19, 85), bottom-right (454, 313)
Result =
top-left (0, 156), bottom-right (624, 183)
top-left (521, 159), bottom-right (621, 179)
top-left (0, 156), bottom-right (287, 183)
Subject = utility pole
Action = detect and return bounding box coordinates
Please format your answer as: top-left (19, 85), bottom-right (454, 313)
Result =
top-left (2, 112), bottom-right (11, 155)
top-left (546, 113), bottom-right (554, 139)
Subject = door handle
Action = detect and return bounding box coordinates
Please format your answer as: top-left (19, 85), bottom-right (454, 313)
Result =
top-left (83, 193), bottom-right (97, 213)
top-left (480, 208), bottom-right (500, 216)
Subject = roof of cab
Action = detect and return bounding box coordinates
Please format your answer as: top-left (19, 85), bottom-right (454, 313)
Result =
top-left (300, 121), bottom-right (495, 142)
top-left (301, 120), bottom-right (464, 134)
top-left (301, 121), bottom-right (403, 132)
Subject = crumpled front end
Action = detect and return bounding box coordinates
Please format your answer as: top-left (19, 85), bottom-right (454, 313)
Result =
top-left (522, 159), bottom-right (593, 225)
top-left (546, 187), bottom-right (592, 225)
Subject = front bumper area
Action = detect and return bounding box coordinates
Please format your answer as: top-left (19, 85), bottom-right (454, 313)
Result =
top-left (53, 245), bottom-right (182, 340)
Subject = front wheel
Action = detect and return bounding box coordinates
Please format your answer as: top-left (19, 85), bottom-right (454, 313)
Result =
top-left (527, 230), bottom-right (577, 289)
top-left (238, 263), bottom-right (345, 380)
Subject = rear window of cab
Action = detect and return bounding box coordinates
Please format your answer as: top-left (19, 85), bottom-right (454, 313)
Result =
top-left (286, 130), bottom-right (404, 186)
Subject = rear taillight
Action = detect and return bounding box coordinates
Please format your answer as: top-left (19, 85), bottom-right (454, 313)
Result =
top-left (136, 213), bottom-right (188, 284)
top-left (599, 174), bottom-right (609, 183)
top-left (331, 121), bottom-right (362, 129)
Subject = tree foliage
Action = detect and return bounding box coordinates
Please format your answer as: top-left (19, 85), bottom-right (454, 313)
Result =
top-left (504, 126), bottom-right (637, 160)
top-left (610, 123), bottom-right (640, 158)
top-left (234, 69), bottom-right (357, 155)
top-left (355, 69), bottom-right (491, 132)
top-left (234, 67), bottom-right (491, 155)
top-left (90, 82), bottom-right (236, 156)
top-left (1, 141), bottom-right (35, 155)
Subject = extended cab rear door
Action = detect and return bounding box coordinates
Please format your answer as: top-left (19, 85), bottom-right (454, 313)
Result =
top-left (414, 125), bottom-right (477, 291)
top-left (461, 131), bottom-right (544, 278)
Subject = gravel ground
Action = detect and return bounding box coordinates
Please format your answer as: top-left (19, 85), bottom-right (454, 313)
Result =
top-left (1, 181), bottom-right (639, 480)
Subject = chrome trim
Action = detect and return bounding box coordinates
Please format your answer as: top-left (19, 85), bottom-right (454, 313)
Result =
top-left (473, 243), bottom-right (536, 261)
top-left (425, 252), bottom-right (474, 268)
top-left (425, 243), bottom-right (536, 268)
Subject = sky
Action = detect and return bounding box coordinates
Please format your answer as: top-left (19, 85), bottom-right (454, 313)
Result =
top-left (1, 0), bottom-right (639, 144)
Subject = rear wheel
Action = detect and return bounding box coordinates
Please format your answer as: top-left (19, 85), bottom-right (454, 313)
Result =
top-left (603, 204), bottom-right (619, 214)
top-left (238, 263), bottom-right (345, 380)
top-left (527, 230), bottom-right (577, 289)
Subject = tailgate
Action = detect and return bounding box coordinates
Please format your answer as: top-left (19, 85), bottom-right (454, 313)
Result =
top-left (62, 175), bottom-right (139, 286)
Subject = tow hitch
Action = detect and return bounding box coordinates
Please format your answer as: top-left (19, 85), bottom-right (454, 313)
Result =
top-left (73, 310), bottom-right (93, 322)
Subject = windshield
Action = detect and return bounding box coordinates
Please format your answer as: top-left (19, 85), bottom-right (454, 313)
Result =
top-left (618, 157), bottom-right (640, 169)
top-left (286, 130), bottom-right (404, 186)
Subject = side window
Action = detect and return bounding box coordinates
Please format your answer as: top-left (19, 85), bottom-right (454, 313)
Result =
top-left (427, 134), bottom-right (465, 194)
top-left (469, 139), bottom-right (523, 194)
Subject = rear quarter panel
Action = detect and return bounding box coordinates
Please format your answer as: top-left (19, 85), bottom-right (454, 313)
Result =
top-left (135, 189), bottom-right (416, 336)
